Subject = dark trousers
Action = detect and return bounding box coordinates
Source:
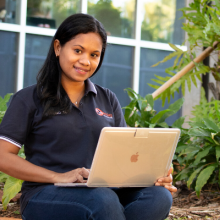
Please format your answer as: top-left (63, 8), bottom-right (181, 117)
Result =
top-left (22, 185), bottom-right (172, 220)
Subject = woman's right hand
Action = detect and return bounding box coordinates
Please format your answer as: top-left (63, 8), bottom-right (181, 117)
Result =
top-left (53, 168), bottom-right (90, 183)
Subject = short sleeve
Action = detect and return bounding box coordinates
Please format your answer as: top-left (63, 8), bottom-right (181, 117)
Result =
top-left (107, 90), bottom-right (127, 127)
top-left (0, 93), bottom-right (34, 148)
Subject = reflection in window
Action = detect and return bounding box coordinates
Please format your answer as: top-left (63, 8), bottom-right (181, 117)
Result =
top-left (91, 44), bottom-right (133, 108)
top-left (0, 31), bottom-right (17, 97)
top-left (139, 48), bottom-right (182, 125)
top-left (88, 0), bottom-right (136, 39)
top-left (141, 0), bottom-right (185, 44)
top-left (26, 0), bottom-right (81, 29)
top-left (0, 0), bottom-right (19, 24)
top-left (24, 34), bottom-right (52, 87)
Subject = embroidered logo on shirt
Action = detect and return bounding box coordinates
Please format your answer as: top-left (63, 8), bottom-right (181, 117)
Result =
top-left (95, 108), bottom-right (113, 119)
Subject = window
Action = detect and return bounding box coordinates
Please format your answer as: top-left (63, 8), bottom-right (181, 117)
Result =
top-left (26, 0), bottom-right (81, 28)
top-left (91, 44), bottom-right (133, 108)
top-left (0, 0), bottom-right (20, 24)
top-left (24, 34), bottom-right (52, 87)
top-left (141, 0), bottom-right (185, 44)
top-left (88, 0), bottom-right (136, 39)
top-left (0, 31), bottom-right (18, 97)
top-left (139, 48), bottom-right (182, 125)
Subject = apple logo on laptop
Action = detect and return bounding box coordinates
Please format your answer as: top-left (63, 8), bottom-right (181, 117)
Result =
top-left (130, 152), bottom-right (139, 162)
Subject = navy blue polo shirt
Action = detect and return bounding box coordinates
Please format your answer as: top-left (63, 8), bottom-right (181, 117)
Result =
top-left (0, 79), bottom-right (126, 213)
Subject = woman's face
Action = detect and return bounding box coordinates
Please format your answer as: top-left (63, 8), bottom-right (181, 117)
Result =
top-left (54, 32), bottom-right (103, 84)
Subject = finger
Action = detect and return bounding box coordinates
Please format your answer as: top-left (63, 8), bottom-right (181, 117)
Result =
top-left (167, 167), bottom-right (173, 176)
top-left (76, 173), bottom-right (86, 183)
top-left (156, 182), bottom-right (172, 187)
top-left (157, 174), bottom-right (172, 183)
top-left (81, 167), bottom-right (90, 178)
top-left (165, 185), bottom-right (177, 193)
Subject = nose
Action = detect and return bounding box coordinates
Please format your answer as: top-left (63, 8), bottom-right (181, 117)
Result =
top-left (79, 54), bottom-right (91, 66)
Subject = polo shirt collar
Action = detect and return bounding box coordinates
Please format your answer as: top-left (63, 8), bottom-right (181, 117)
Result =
top-left (85, 79), bottom-right (97, 96)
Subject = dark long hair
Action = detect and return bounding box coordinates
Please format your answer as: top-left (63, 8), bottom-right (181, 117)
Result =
top-left (36, 13), bottom-right (107, 117)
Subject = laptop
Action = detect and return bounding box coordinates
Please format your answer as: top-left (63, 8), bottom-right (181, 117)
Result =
top-left (55, 127), bottom-right (180, 187)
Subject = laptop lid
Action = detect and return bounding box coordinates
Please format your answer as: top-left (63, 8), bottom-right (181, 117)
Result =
top-left (86, 127), bottom-right (180, 187)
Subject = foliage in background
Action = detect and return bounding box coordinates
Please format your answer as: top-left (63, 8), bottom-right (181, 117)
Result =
top-left (174, 88), bottom-right (220, 197)
top-left (0, 94), bottom-right (24, 210)
top-left (149, 0), bottom-right (220, 105)
top-left (0, 148), bottom-right (24, 210)
top-left (123, 88), bottom-right (184, 129)
top-left (88, 0), bottom-right (134, 38)
top-left (0, 94), bottom-right (12, 123)
top-left (27, 0), bottom-right (81, 28)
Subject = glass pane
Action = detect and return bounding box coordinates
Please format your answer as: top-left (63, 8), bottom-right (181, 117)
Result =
top-left (88, 0), bottom-right (136, 39)
top-left (24, 34), bottom-right (52, 87)
top-left (26, 0), bottom-right (81, 29)
top-left (91, 44), bottom-right (133, 109)
top-left (0, 31), bottom-right (17, 97)
top-left (0, 0), bottom-right (20, 24)
top-left (139, 48), bottom-right (182, 125)
top-left (141, 0), bottom-right (185, 45)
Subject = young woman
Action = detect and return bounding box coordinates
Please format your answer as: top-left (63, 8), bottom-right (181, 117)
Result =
top-left (0, 13), bottom-right (176, 220)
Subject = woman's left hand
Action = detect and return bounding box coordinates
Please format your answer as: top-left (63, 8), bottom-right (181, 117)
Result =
top-left (155, 167), bottom-right (177, 195)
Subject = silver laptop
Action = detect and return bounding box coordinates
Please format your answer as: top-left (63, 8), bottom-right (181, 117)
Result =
top-left (55, 127), bottom-right (180, 187)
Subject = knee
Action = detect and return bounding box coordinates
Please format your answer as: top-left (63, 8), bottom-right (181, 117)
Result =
top-left (124, 186), bottom-right (172, 220)
top-left (152, 186), bottom-right (173, 210)
top-left (92, 188), bottom-right (122, 209)
top-left (89, 188), bottom-right (124, 219)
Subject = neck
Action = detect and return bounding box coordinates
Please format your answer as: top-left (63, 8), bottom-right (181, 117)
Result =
top-left (62, 81), bottom-right (85, 95)
top-left (61, 79), bottom-right (86, 105)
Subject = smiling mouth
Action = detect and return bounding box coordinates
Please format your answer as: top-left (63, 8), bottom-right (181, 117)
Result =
top-left (75, 67), bottom-right (89, 74)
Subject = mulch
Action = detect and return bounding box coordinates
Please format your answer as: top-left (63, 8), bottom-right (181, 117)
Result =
top-left (1, 182), bottom-right (220, 219)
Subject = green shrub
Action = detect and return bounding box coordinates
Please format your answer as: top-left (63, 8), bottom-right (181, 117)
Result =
top-left (175, 88), bottom-right (220, 197)
top-left (123, 88), bottom-right (185, 128)
top-left (0, 93), bottom-right (24, 210)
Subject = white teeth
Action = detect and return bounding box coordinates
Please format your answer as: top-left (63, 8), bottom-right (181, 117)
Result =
top-left (76, 68), bottom-right (86, 73)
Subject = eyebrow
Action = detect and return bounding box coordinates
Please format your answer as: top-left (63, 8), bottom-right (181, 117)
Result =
top-left (74, 45), bottom-right (101, 53)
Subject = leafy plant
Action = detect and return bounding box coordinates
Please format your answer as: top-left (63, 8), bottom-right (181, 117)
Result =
top-left (149, 0), bottom-right (220, 104)
top-left (0, 147), bottom-right (25, 210)
top-left (174, 88), bottom-right (220, 197)
top-left (176, 116), bottom-right (220, 197)
top-left (123, 88), bottom-right (185, 128)
top-left (0, 93), bottom-right (25, 210)
top-left (0, 93), bottom-right (13, 123)
top-left (191, 87), bottom-right (220, 124)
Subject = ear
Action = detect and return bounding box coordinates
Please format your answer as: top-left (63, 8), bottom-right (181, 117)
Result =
top-left (54, 39), bottom-right (61, 57)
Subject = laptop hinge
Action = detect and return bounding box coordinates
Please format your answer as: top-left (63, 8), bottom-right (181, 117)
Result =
top-left (134, 129), bottom-right (149, 138)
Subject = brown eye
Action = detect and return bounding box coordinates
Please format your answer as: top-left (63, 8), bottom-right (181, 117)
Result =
top-left (75, 49), bottom-right (82, 54)
top-left (91, 54), bottom-right (98, 58)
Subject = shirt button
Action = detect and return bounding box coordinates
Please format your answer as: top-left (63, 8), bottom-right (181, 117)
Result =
top-left (80, 102), bottom-right (82, 106)
top-left (79, 112), bottom-right (82, 116)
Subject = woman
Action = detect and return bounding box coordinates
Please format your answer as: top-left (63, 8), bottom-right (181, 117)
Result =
top-left (0, 13), bottom-right (176, 220)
